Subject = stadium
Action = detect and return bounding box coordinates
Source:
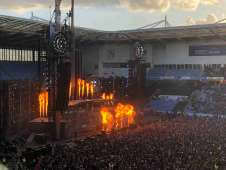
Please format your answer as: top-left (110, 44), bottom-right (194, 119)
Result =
top-left (82, 22), bottom-right (226, 115)
top-left (2, 1), bottom-right (226, 169)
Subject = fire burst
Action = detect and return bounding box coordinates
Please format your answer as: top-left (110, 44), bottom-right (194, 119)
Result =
top-left (100, 103), bottom-right (136, 132)
top-left (100, 107), bottom-right (113, 132)
top-left (39, 91), bottom-right (48, 117)
top-left (78, 79), bottom-right (81, 98)
top-left (101, 93), bottom-right (114, 100)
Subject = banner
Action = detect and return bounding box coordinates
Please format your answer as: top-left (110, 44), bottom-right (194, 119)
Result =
top-left (189, 45), bottom-right (226, 56)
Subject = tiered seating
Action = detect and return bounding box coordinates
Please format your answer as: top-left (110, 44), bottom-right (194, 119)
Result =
top-left (147, 80), bottom-right (194, 96)
top-left (0, 62), bottom-right (39, 80)
top-left (145, 97), bottom-right (179, 113)
top-left (184, 85), bottom-right (226, 115)
top-left (148, 68), bottom-right (165, 80)
top-left (151, 99), bottom-right (177, 112)
top-left (148, 68), bottom-right (205, 80)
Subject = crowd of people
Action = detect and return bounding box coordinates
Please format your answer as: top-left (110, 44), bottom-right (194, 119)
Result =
top-left (1, 113), bottom-right (226, 169)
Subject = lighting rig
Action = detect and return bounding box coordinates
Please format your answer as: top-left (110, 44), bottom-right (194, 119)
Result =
top-left (39, 0), bottom-right (74, 139)
top-left (128, 42), bottom-right (150, 98)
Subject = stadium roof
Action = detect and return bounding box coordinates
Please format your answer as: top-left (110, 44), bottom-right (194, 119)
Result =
top-left (1, 15), bottom-right (226, 48)
top-left (0, 15), bottom-right (47, 49)
top-left (80, 23), bottom-right (226, 42)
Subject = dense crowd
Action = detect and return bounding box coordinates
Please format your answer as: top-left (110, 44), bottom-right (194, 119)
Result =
top-left (2, 114), bottom-right (226, 169)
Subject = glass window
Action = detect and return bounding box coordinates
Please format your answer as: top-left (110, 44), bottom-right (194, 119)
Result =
top-left (180, 65), bottom-right (184, 69)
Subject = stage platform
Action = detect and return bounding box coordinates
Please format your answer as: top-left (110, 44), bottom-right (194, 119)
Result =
top-left (30, 117), bottom-right (66, 123)
top-left (68, 99), bottom-right (104, 107)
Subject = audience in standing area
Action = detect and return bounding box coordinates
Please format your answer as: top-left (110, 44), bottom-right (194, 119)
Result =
top-left (1, 113), bottom-right (226, 169)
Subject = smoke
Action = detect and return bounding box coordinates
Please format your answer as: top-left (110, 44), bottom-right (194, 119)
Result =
top-left (186, 13), bottom-right (225, 25)
top-left (0, 0), bottom-right (222, 12)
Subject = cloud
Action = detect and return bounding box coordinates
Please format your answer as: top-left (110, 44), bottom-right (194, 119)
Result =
top-left (0, 0), bottom-right (50, 13)
top-left (119, 0), bottom-right (170, 12)
top-left (0, 0), bottom-right (223, 13)
top-left (172, 0), bottom-right (221, 10)
top-left (186, 13), bottom-right (226, 25)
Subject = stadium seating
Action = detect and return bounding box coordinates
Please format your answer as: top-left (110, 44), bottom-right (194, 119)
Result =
top-left (147, 68), bottom-right (205, 80)
top-left (184, 85), bottom-right (226, 115)
top-left (0, 62), bottom-right (39, 80)
top-left (146, 80), bottom-right (194, 96)
top-left (151, 99), bottom-right (177, 112)
top-left (145, 97), bottom-right (179, 113)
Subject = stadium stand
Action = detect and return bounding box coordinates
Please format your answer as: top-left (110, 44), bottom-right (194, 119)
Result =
top-left (146, 80), bottom-right (195, 96)
top-left (184, 84), bottom-right (226, 116)
top-left (0, 62), bottom-right (39, 80)
top-left (147, 68), bottom-right (205, 80)
top-left (150, 98), bottom-right (178, 112)
top-left (144, 96), bottom-right (187, 113)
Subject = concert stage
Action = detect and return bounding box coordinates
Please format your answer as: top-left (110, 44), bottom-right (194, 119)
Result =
top-left (28, 98), bottom-right (119, 141)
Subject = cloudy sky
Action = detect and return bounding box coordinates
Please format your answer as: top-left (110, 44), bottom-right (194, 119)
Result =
top-left (0, 0), bottom-right (226, 30)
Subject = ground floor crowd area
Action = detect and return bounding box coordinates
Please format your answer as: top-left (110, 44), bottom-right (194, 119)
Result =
top-left (1, 113), bottom-right (226, 169)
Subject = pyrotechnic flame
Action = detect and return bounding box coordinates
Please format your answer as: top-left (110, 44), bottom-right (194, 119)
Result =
top-left (90, 82), bottom-right (94, 98)
top-left (100, 107), bottom-right (113, 132)
top-left (39, 94), bottom-right (43, 117)
top-left (78, 79), bottom-right (95, 99)
top-left (82, 80), bottom-right (85, 98)
top-left (100, 103), bottom-right (136, 132)
top-left (101, 93), bottom-right (114, 100)
top-left (86, 82), bottom-right (90, 97)
top-left (110, 93), bottom-right (114, 100)
top-left (78, 79), bottom-right (81, 98)
top-left (102, 93), bottom-right (106, 100)
top-left (45, 92), bottom-right (48, 117)
top-left (106, 95), bottom-right (110, 100)
top-left (39, 91), bottom-right (48, 117)
top-left (115, 103), bottom-right (125, 129)
top-left (69, 82), bottom-right (72, 100)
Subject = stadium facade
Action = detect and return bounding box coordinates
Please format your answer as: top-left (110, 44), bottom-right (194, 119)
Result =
top-left (81, 24), bottom-right (226, 79)
top-left (1, 15), bottom-right (226, 80)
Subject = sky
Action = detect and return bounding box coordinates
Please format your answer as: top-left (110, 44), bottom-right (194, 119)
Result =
top-left (0, 0), bottom-right (226, 31)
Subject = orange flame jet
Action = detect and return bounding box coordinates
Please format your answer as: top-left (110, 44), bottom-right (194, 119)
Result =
top-left (86, 82), bottom-right (90, 97)
top-left (81, 80), bottom-right (85, 98)
top-left (90, 83), bottom-right (94, 98)
top-left (69, 82), bottom-right (72, 100)
top-left (77, 79), bottom-right (81, 98)
top-left (102, 93), bottom-right (106, 100)
top-left (110, 93), bottom-right (114, 100)
top-left (39, 91), bottom-right (48, 117)
top-left (101, 93), bottom-right (114, 101)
